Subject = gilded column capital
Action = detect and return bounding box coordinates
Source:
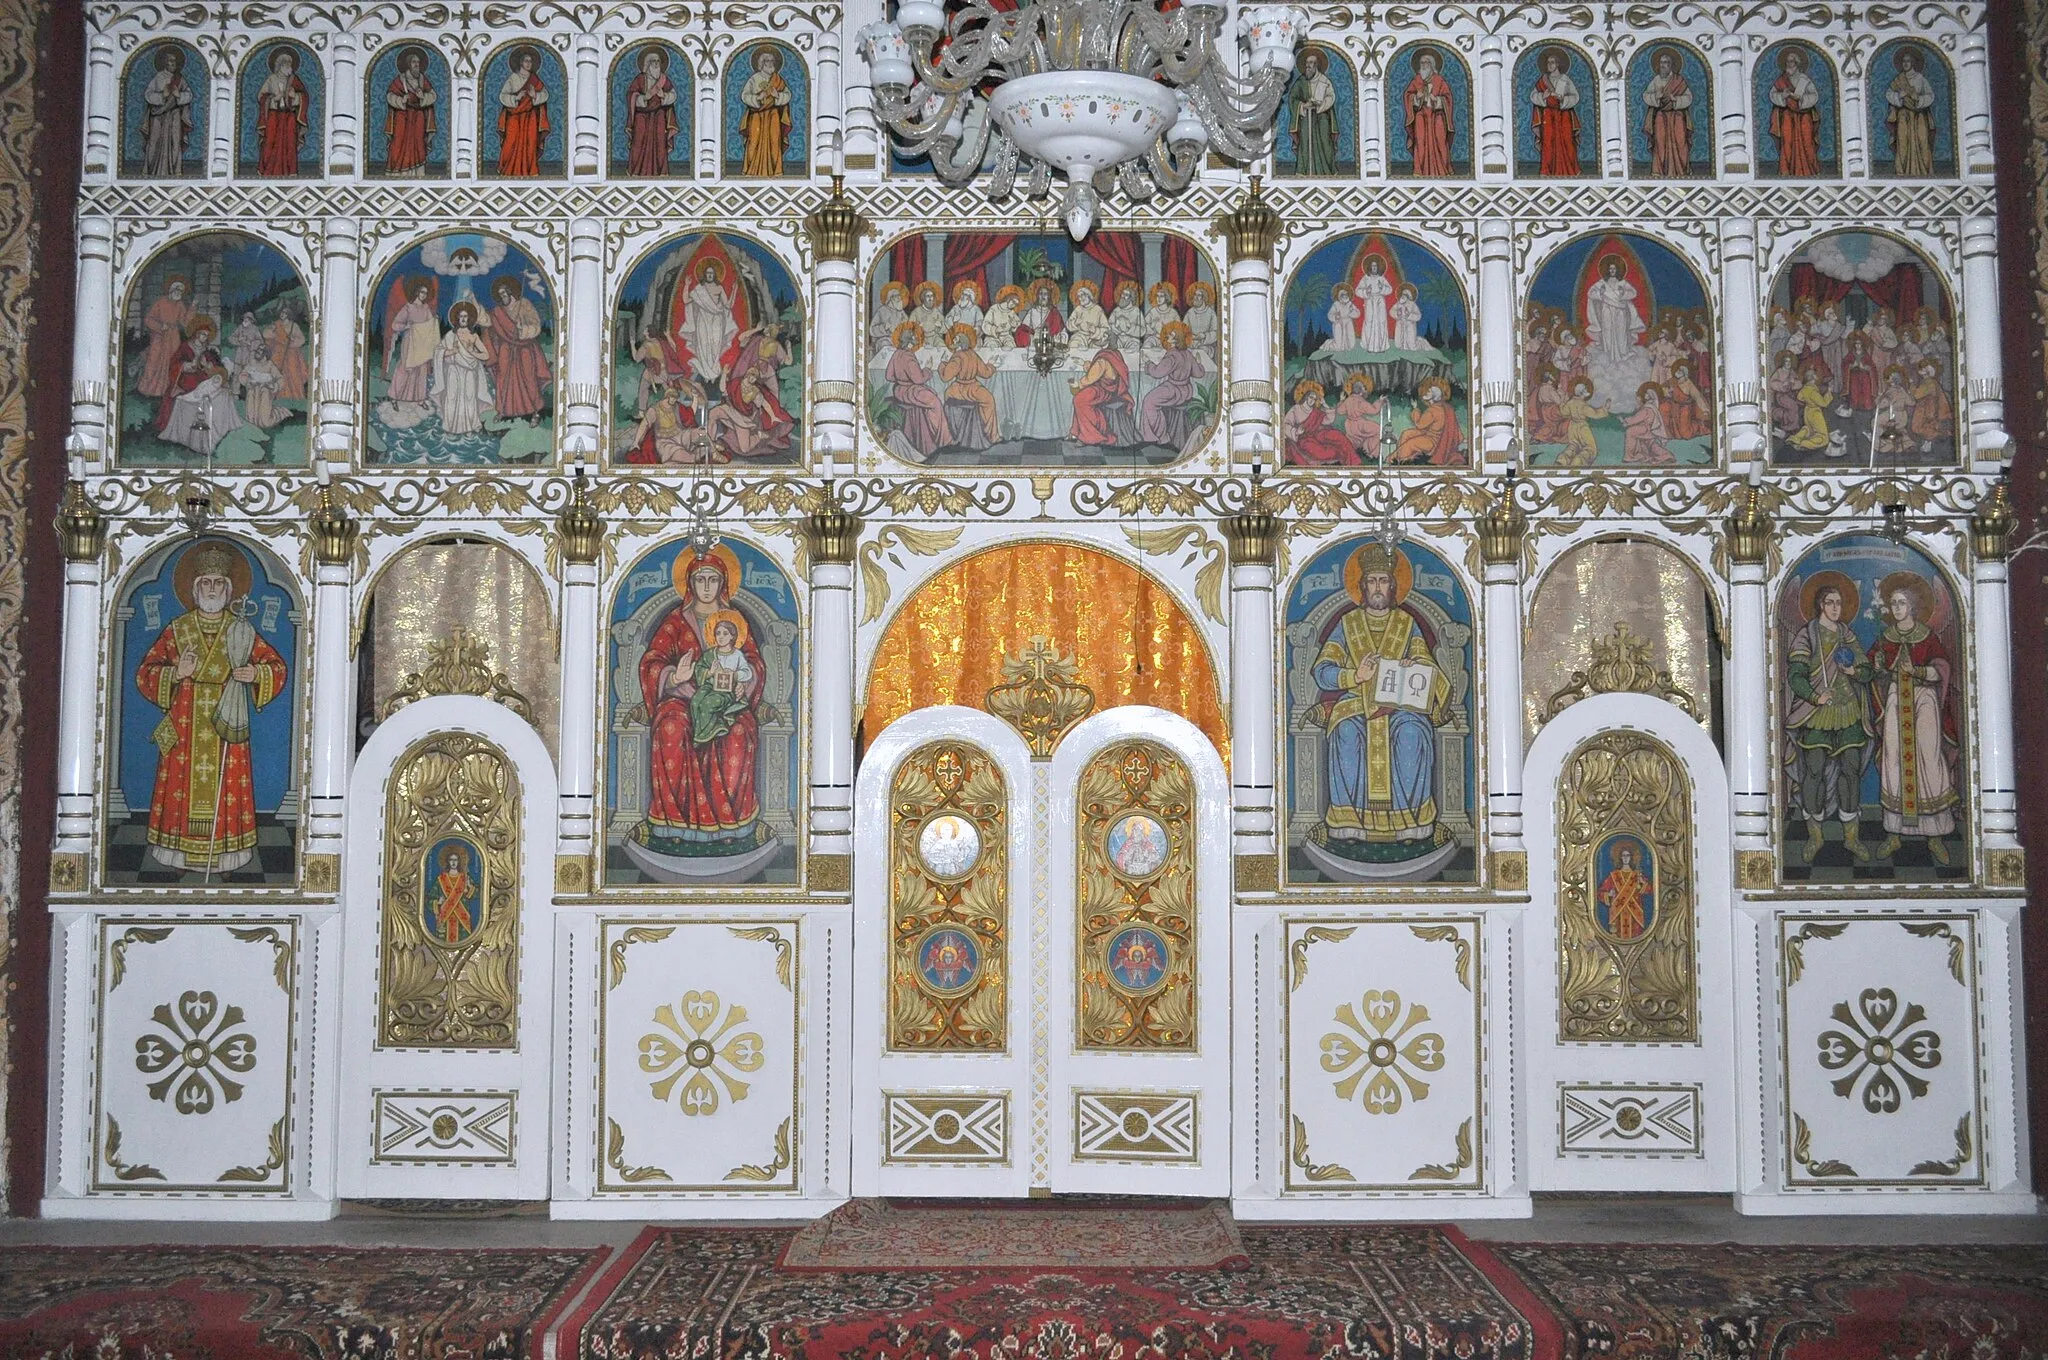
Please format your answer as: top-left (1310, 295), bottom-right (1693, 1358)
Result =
top-left (1223, 502), bottom-right (1279, 564)
top-left (1212, 176), bottom-right (1283, 265)
top-left (1971, 478), bottom-right (2016, 562)
top-left (1477, 473), bottom-right (1528, 567)
top-left (803, 175), bottom-right (872, 263)
top-left (310, 480), bottom-right (360, 567)
top-left (801, 489), bottom-right (863, 565)
top-left (1725, 478), bottom-right (1772, 567)
top-left (558, 471), bottom-right (604, 566)
top-left (56, 479), bottom-right (106, 562)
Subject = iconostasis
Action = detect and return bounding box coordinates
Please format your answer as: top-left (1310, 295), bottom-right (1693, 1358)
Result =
top-left (39, 1), bottom-right (2030, 1219)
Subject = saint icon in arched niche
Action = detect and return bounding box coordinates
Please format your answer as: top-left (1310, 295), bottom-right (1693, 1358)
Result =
top-left (367, 43), bottom-right (449, 178)
top-left (1285, 535), bottom-right (1476, 885)
top-left (1386, 44), bottom-right (1470, 178)
top-left (1754, 41), bottom-right (1838, 178)
top-left (110, 537), bottom-right (299, 885)
top-left (1522, 232), bottom-right (1714, 468)
top-left (613, 231), bottom-right (803, 465)
top-left (1275, 45), bottom-right (1357, 178)
top-left (122, 40), bottom-right (206, 178)
top-left (1869, 40), bottom-right (1953, 179)
top-left (611, 42), bottom-right (691, 177)
top-left (1628, 43), bottom-right (1712, 178)
top-left (1514, 44), bottom-right (1597, 177)
top-left (724, 41), bottom-right (807, 177)
top-left (607, 537), bottom-right (802, 886)
top-left (239, 40), bottom-right (321, 178)
top-left (1593, 835), bottom-right (1655, 940)
top-left (1778, 534), bottom-right (1966, 885)
top-left (480, 42), bottom-right (565, 178)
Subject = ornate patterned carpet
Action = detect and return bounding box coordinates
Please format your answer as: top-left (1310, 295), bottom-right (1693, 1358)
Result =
top-left (0, 1244), bottom-right (609, 1359)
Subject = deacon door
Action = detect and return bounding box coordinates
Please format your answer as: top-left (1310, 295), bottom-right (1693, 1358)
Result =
top-left (1522, 696), bottom-right (1736, 1192)
top-left (336, 696), bottom-right (558, 1199)
top-left (853, 704), bottom-right (1231, 1197)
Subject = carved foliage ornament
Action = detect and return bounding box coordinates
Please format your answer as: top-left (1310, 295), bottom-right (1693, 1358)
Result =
top-left (379, 733), bottom-right (522, 1049)
top-left (889, 742), bottom-right (1010, 1053)
top-left (1555, 731), bottom-right (1698, 1043)
top-left (382, 628), bottom-right (534, 720)
top-left (1074, 742), bottom-right (1196, 1052)
top-left (1545, 622), bottom-right (1700, 721)
top-left (987, 635), bottom-right (1096, 758)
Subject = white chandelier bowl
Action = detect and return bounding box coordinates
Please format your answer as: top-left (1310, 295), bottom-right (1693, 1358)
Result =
top-left (986, 71), bottom-right (1181, 181)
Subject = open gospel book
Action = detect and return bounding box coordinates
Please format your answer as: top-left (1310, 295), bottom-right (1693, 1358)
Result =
top-left (1372, 658), bottom-right (1440, 712)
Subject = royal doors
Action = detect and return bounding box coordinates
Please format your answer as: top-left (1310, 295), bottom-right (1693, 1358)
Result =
top-left (854, 705), bottom-right (1231, 1197)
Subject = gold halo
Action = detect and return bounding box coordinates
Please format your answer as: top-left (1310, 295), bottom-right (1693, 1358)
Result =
top-left (172, 538), bottom-right (253, 609)
top-left (671, 542), bottom-right (743, 601)
top-left (1344, 541), bottom-right (1412, 607)
top-left (1877, 570), bottom-right (1935, 623)
top-left (704, 607), bottom-right (750, 648)
top-left (1798, 569), bottom-right (1858, 623)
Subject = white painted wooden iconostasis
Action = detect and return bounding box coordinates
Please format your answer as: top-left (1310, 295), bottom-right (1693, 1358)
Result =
top-left (38, 0), bottom-right (2034, 1219)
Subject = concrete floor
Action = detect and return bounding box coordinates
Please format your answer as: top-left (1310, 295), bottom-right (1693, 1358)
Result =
top-left (0, 1193), bottom-right (2040, 1248)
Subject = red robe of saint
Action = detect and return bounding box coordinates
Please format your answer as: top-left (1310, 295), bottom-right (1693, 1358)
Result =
top-left (639, 601), bottom-right (764, 840)
top-left (256, 75), bottom-right (308, 176)
top-left (626, 72), bottom-right (679, 175)
top-left (1069, 350), bottom-right (1133, 446)
top-left (1770, 80), bottom-right (1821, 176)
top-left (1403, 72), bottom-right (1455, 176)
top-left (384, 73), bottom-right (436, 175)
top-left (1531, 76), bottom-right (1581, 175)
top-left (497, 80), bottom-right (550, 176)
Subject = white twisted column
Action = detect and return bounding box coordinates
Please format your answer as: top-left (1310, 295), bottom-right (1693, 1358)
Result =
top-left (805, 181), bottom-right (868, 470)
top-left (1478, 219), bottom-right (1515, 459)
top-left (1725, 476), bottom-right (1774, 867)
top-left (1224, 500), bottom-right (1278, 887)
top-left (49, 481), bottom-right (106, 890)
top-left (1719, 217), bottom-right (1764, 463)
top-left (1480, 480), bottom-right (1528, 874)
top-left (71, 216), bottom-right (115, 466)
top-left (565, 218), bottom-right (604, 458)
top-left (1970, 485), bottom-right (2021, 880)
top-left (803, 501), bottom-right (862, 890)
top-left (1961, 216), bottom-right (2010, 464)
top-left (1218, 181), bottom-right (1280, 464)
top-left (317, 217), bottom-right (359, 462)
top-left (305, 472), bottom-right (360, 887)
top-left (554, 478), bottom-right (603, 890)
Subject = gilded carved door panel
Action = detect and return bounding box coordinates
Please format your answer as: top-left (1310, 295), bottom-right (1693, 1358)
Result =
top-left (1048, 713), bottom-right (1231, 1197)
top-left (1523, 702), bottom-right (1736, 1193)
top-left (339, 700), bottom-right (558, 1200)
top-left (855, 712), bottom-right (1035, 1198)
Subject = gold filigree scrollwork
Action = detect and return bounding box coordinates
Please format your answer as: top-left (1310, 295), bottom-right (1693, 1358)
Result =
top-left (1074, 742), bottom-right (1197, 1052)
top-left (889, 742), bottom-right (1009, 1052)
top-left (1555, 731), bottom-right (1698, 1043)
top-left (1544, 622), bottom-right (1700, 721)
top-left (987, 636), bottom-right (1097, 759)
top-left (381, 628), bottom-right (534, 721)
top-left (379, 733), bottom-right (522, 1049)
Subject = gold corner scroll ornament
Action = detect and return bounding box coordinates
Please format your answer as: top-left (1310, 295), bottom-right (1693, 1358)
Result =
top-left (1737, 850), bottom-right (1776, 892)
top-left (380, 732), bottom-right (522, 1049)
top-left (1211, 174), bottom-right (1282, 264)
top-left (889, 742), bottom-right (1008, 1052)
top-left (1075, 742), bottom-right (1197, 1052)
top-left (303, 853), bottom-right (340, 894)
top-left (1555, 730), bottom-right (1697, 1044)
top-left (555, 854), bottom-right (589, 894)
top-left (1545, 622), bottom-right (1699, 721)
top-left (382, 629), bottom-right (534, 721)
top-left (48, 852), bottom-right (86, 893)
top-left (987, 636), bottom-right (1096, 759)
top-left (807, 852), bottom-right (852, 894)
top-left (1234, 853), bottom-right (1277, 894)
top-left (57, 479), bottom-right (106, 561)
top-left (1986, 847), bottom-right (2026, 888)
top-left (1489, 850), bottom-right (1528, 892)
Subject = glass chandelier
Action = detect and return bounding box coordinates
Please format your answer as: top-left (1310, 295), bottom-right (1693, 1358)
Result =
top-left (859, 0), bottom-right (1309, 239)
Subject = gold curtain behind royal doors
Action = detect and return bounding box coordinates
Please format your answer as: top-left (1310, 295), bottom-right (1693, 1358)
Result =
top-left (862, 542), bottom-right (1228, 764)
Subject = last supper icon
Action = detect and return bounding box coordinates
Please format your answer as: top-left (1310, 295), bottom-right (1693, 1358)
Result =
top-left (918, 812), bottom-right (982, 880)
top-left (916, 926), bottom-right (982, 997)
top-left (1105, 925), bottom-right (1171, 995)
top-left (1105, 812), bottom-right (1170, 879)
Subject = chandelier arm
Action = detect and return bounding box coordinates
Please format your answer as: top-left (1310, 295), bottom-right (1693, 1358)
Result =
top-left (1175, 80), bottom-right (1269, 161)
top-left (1025, 156), bottom-right (1052, 199)
top-left (907, 45), bottom-right (991, 98)
top-left (987, 134), bottom-right (1022, 199)
top-left (1116, 157), bottom-right (1156, 201)
top-left (1148, 134), bottom-right (1199, 192)
top-left (929, 105), bottom-right (997, 180)
top-left (1127, 10), bottom-right (1217, 84)
top-left (873, 89), bottom-right (966, 151)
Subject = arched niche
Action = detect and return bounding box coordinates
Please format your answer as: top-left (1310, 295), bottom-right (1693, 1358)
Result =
top-left (1523, 536), bottom-right (1722, 750)
top-left (121, 39), bottom-right (207, 179)
top-left (237, 38), bottom-right (322, 179)
top-left (861, 541), bottom-right (1227, 763)
top-left (359, 538), bottom-right (559, 756)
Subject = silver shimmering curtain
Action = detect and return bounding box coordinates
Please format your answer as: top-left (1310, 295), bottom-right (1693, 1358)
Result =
top-left (369, 542), bottom-right (560, 754)
top-left (1523, 539), bottom-right (1716, 746)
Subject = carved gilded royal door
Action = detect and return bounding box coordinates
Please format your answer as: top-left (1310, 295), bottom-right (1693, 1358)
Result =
top-left (1523, 698), bottom-right (1735, 1192)
top-left (338, 697), bottom-right (558, 1199)
top-left (1047, 710), bottom-right (1231, 1196)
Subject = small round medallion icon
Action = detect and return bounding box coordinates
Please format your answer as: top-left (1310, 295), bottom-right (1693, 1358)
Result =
top-left (915, 926), bottom-right (982, 997)
top-left (1105, 812), bottom-right (1170, 879)
top-left (918, 812), bottom-right (982, 881)
top-left (1105, 925), bottom-right (1171, 996)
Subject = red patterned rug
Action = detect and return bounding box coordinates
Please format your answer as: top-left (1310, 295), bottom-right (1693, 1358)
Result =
top-left (0, 1244), bottom-right (608, 1359)
top-left (572, 1224), bottom-right (1535, 1359)
top-left (1467, 1239), bottom-right (2048, 1359)
top-left (780, 1196), bottom-right (1248, 1269)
